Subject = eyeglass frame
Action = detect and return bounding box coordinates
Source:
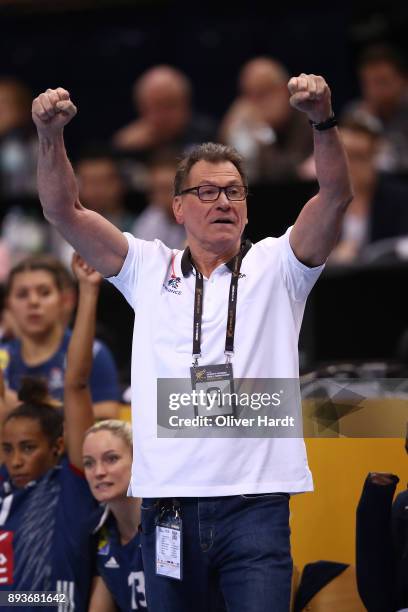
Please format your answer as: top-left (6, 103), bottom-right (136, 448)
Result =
top-left (176, 184), bottom-right (249, 202)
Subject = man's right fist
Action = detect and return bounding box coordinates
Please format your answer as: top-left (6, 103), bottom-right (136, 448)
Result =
top-left (32, 87), bottom-right (77, 134)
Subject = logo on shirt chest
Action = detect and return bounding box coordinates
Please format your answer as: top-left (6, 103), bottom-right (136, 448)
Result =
top-left (163, 275), bottom-right (182, 295)
top-left (105, 556), bottom-right (120, 569)
top-left (97, 529), bottom-right (110, 556)
top-left (48, 367), bottom-right (64, 391)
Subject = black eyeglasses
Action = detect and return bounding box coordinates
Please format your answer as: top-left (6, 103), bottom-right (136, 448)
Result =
top-left (178, 184), bottom-right (248, 202)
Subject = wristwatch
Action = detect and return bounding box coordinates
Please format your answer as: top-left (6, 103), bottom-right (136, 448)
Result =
top-left (309, 114), bottom-right (338, 131)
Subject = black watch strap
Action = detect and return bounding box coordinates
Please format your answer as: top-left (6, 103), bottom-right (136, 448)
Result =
top-left (309, 114), bottom-right (338, 131)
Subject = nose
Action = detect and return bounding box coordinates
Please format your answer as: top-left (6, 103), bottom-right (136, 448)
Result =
top-left (94, 460), bottom-right (107, 479)
top-left (27, 290), bottom-right (40, 306)
top-left (11, 450), bottom-right (24, 469)
top-left (216, 191), bottom-right (231, 208)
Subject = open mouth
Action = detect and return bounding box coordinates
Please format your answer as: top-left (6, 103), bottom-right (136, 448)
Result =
top-left (212, 219), bottom-right (234, 224)
top-left (95, 482), bottom-right (113, 490)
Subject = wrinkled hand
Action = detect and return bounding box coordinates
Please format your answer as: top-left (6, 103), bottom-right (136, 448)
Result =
top-left (288, 74), bottom-right (332, 124)
top-left (71, 253), bottom-right (102, 287)
top-left (32, 87), bottom-right (77, 136)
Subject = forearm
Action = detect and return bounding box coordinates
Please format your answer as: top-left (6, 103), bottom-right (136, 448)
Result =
top-left (314, 127), bottom-right (353, 207)
top-left (64, 281), bottom-right (99, 468)
top-left (37, 132), bottom-right (128, 277)
top-left (65, 283), bottom-right (99, 388)
top-left (290, 125), bottom-right (353, 265)
top-left (37, 132), bottom-right (81, 224)
top-left (93, 401), bottom-right (119, 420)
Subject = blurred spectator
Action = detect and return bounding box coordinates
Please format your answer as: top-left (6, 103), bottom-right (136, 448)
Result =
top-left (132, 152), bottom-right (186, 249)
top-left (329, 119), bottom-right (408, 263)
top-left (0, 80), bottom-right (46, 269)
top-left (49, 149), bottom-right (139, 269)
top-left (76, 150), bottom-right (136, 232)
top-left (0, 77), bottom-right (37, 198)
top-left (0, 255), bottom-right (120, 419)
top-left (219, 57), bottom-right (313, 182)
top-left (1, 255), bottom-right (76, 339)
top-left (113, 65), bottom-right (216, 187)
top-left (1, 203), bottom-right (49, 269)
top-left (342, 45), bottom-right (408, 174)
top-left (2, 149), bottom-right (135, 274)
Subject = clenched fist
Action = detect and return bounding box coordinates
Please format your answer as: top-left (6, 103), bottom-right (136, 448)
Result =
top-left (32, 87), bottom-right (77, 135)
top-left (288, 74), bottom-right (332, 124)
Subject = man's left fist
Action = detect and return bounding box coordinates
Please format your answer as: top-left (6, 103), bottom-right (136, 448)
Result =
top-left (288, 74), bottom-right (332, 124)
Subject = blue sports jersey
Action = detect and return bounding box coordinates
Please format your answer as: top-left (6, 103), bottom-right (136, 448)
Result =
top-left (0, 458), bottom-right (102, 612)
top-left (95, 511), bottom-right (147, 610)
top-left (0, 329), bottom-right (120, 404)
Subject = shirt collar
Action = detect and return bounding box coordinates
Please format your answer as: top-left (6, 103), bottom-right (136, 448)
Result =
top-left (181, 239), bottom-right (252, 277)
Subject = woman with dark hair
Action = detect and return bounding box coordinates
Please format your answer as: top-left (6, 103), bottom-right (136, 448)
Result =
top-left (0, 254), bottom-right (103, 610)
top-left (0, 254), bottom-right (120, 419)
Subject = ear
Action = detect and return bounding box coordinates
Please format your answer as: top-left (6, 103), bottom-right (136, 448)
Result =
top-left (53, 436), bottom-right (65, 459)
top-left (172, 196), bottom-right (184, 225)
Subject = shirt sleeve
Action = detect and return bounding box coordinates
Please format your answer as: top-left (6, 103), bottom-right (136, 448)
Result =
top-left (90, 340), bottom-right (120, 403)
top-left (279, 226), bottom-right (325, 302)
top-left (106, 232), bottom-right (158, 310)
top-left (59, 459), bottom-right (100, 527)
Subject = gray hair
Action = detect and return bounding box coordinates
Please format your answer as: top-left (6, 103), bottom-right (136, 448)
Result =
top-left (174, 142), bottom-right (247, 195)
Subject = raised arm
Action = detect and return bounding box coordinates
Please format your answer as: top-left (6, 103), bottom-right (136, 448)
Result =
top-left (0, 369), bottom-right (19, 424)
top-left (288, 74), bottom-right (353, 266)
top-left (0, 367), bottom-right (9, 426)
top-left (32, 88), bottom-right (128, 277)
top-left (64, 254), bottom-right (102, 469)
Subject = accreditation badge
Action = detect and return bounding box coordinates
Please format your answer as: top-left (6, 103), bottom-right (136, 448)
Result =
top-left (190, 363), bottom-right (236, 418)
top-left (155, 503), bottom-right (182, 581)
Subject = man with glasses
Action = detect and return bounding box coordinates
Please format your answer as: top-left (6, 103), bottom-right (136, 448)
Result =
top-left (32, 73), bottom-right (352, 612)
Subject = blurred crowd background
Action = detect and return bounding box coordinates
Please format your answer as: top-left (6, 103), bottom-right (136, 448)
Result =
top-left (1, 0), bottom-right (408, 389)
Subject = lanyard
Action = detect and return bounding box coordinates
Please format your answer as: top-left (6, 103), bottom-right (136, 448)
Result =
top-left (192, 249), bottom-right (244, 366)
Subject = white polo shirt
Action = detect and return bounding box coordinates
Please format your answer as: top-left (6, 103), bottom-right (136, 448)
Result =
top-left (108, 228), bottom-right (324, 497)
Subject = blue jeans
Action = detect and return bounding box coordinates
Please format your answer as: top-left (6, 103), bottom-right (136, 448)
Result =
top-left (140, 494), bottom-right (292, 612)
